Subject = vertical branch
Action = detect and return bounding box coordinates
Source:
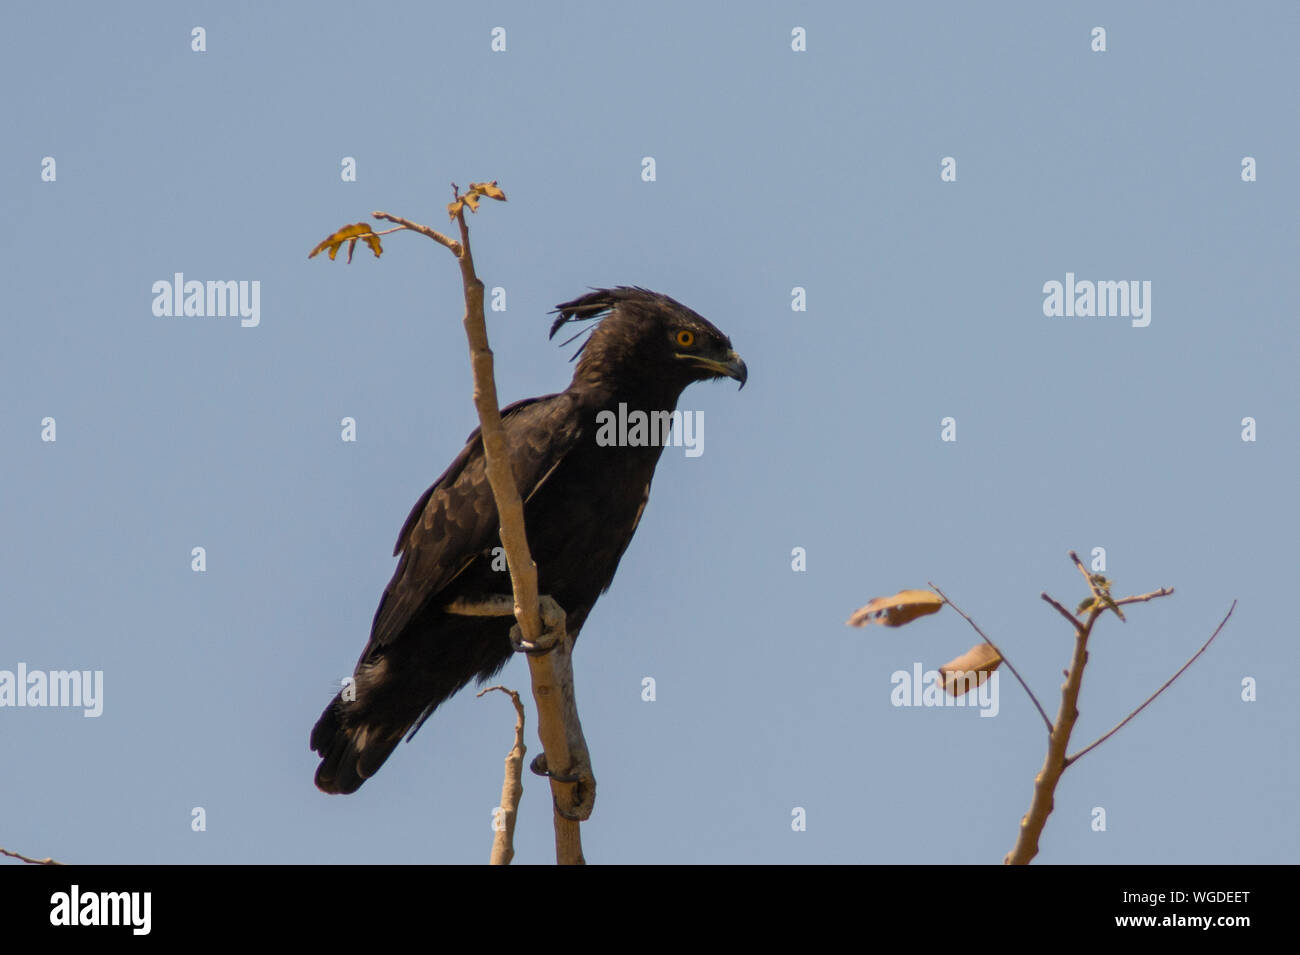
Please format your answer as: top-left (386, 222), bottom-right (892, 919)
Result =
top-left (447, 197), bottom-right (586, 866)
top-left (1004, 605), bottom-right (1100, 865)
top-left (370, 190), bottom-right (589, 864)
top-left (452, 211), bottom-right (541, 641)
top-left (1005, 564), bottom-right (1191, 865)
top-left (479, 686), bottom-right (525, 866)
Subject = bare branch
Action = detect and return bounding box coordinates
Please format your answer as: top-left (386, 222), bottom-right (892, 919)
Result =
top-left (1066, 600), bottom-right (1235, 766)
top-left (1004, 601), bottom-right (1099, 864)
top-left (443, 193), bottom-right (587, 865)
top-left (1069, 550), bottom-right (1092, 587)
top-left (1041, 592), bottom-right (1083, 631)
top-left (339, 185), bottom-right (587, 864)
top-left (930, 582), bottom-right (1053, 733)
top-left (0, 847), bottom-right (63, 865)
top-left (371, 211), bottom-right (461, 254)
top-left (1005, 562), bottom-right (1191, 864)
top-left (1114, 587), bottom-right (1175, 607)
top-left (1069, 551), bottom-right (1130, 620)
top-left (479, 686), bottom-right (525, 865)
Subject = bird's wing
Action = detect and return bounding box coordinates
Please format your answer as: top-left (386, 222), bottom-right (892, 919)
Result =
top-left (368, 392), bottom-right (585, 647)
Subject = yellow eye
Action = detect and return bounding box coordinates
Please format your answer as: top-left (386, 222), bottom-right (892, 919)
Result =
top-left (675, 330), bottom-right (695, 348)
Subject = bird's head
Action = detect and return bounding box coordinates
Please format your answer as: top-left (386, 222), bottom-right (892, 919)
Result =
top-left (551, 287), bottom-right (747, 398)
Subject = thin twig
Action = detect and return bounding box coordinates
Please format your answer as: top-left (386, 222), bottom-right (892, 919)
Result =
top-left (1069, 551), bottom-right (1093, 587)
top-left (1041, 593), bottom-right (1082, 631)
top-left (1114, 587), bottom-right (1175, 607)
top-left (1070, 551), bottom-right (1128, 620)
top-left (1066, 600), bottom-right (1235, 766)
top-left (372, 211), bottom-right (461, 254)
top-left (929, 582), bottom-right (1053, 733)
top-left (1041, 588), bottom-right (1173, 633)
top-left (479, 686), bottom-right (525, 865)
top-left (0, 847), bottom-right (63, 865)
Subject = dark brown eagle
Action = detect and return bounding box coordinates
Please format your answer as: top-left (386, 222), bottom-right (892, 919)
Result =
top-left (312, 287), bottom-right (746, 793)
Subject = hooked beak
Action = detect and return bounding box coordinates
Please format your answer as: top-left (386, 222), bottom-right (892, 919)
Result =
top-left (680, 349), bottom-right (748, 389)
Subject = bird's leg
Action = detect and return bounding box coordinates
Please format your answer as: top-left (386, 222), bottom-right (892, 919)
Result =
top-left (508, 595), bottom-right (567, 656)
top-left (449, 593), bottom-right (592, 816)
top-left (520, 594), bottom-right (594, 820)
top-left (445, 593), bottom-right (567, 655)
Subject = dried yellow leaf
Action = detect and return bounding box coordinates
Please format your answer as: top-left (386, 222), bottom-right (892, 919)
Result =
top-left (309, 222), bottom-right (383, 261)
top-left (470, 180), bottom-right (507, 201)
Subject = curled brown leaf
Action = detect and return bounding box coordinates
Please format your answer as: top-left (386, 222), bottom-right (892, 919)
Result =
top-left (939, 643), bottom-right (1003, 696)
top-left (847, 589), bottom-right (944, 628)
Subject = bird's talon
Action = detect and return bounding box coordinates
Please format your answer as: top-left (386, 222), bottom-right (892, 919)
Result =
top-left (509, 633), bottom-right (553, 655)
top-left (531, 755), bottom-right (595, 820)
top-left (509, 595), bottom-right (568, 656)
top-left (528, 753), bottom-right (579, 783)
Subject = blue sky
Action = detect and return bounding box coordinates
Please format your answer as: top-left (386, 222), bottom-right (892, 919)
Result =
top-left (2, 1), bottom-right (1296, 864)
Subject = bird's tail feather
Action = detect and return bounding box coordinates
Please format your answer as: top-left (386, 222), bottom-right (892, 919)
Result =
top-left (310, 694), bottom-right (415, 795)
top-left (310, 614), bottom-right (514, 793)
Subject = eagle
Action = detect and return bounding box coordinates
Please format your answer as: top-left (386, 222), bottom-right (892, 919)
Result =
top-left (311, 287), bottom-right (747, 793)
